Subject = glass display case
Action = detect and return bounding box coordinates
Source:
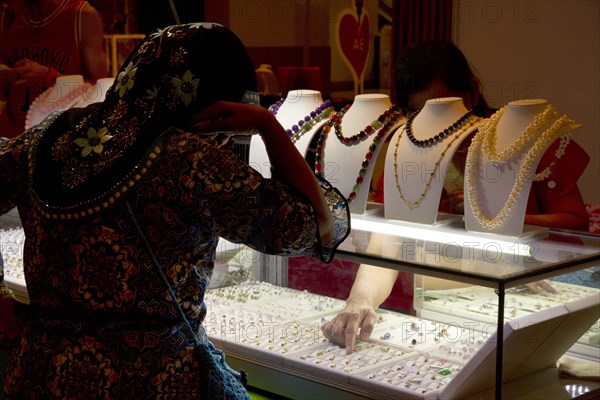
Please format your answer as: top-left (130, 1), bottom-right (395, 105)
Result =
top-left (2, 205), bottom-right (599, 399)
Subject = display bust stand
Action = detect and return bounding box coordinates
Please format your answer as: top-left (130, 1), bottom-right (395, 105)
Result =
top-left (249, 89), bottom-right (331, 178)
top-left (383, 97), bottom-right (481, 226)
top-left (464, 99), bottom-right (580, 238)
top-left (320, 93), bottom-right (401, 214)
top-left (25, 74), bottom-right (91, 129)
top-left (76, 77), bottom-right (115, 107)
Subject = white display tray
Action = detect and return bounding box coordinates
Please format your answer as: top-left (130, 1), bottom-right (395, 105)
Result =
top-left (202, 282), bottom-right (599, 399)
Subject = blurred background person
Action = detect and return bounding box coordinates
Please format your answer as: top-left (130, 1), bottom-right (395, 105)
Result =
top-left (0, 0), bottom-right (107, 138)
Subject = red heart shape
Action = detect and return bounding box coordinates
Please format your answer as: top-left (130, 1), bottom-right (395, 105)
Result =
top-left (337, 13), bottom-right (370, 79)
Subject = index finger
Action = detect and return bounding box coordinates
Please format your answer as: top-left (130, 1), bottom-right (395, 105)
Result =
top-left (536, 280), bottom-right (556, 293)
top-left (344, 318), bottom-right (361, 354)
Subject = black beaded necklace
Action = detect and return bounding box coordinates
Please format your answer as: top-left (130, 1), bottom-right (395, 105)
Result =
top-left (405, 109), bottom-right (474, 148)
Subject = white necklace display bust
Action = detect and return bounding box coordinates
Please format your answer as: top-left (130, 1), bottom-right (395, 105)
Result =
top-left (249, 89), bottom-right (329, 178)
top-left (384, 97), bottom-right (481, 225)
top-left (320, 93), bottom-right (400, 214)
top-left (25, 74), bottom-right (89, 129)
top-left (464, 99), bottom-right (580, 237)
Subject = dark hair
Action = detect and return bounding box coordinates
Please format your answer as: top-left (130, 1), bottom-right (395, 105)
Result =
top-left (394, 41), bottom-right (491, 117)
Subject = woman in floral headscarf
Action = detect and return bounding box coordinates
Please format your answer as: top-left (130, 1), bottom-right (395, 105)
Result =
top-left (0, 23), bottom-right (349, 398)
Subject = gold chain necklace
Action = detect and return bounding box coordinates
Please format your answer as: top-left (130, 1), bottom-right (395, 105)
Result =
top-left (393, 115), bottom-right (481, 208)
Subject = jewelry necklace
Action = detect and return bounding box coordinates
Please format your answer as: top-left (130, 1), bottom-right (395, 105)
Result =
top-left (404, 109), bottom-right (474, 147)
top-left (465, 113), bottom-right (577, 230)
top-left (533, 134), bottom-right (571, 181)
top-left (269, 98), bottom-right (334, 143)
top-left (393, 115), bottom-right (481, 208)
top-left (329, 104), bottom-right (401, 146)
top-left (315, 107), bottom-right (403, 203)
top-left (481, 104), bottom-right (560, 165)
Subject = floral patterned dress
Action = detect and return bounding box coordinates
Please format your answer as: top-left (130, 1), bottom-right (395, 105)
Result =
top-left (0, 22), bottom-right (349, 399)
top-left (0, 120), bottom-right (347, 399)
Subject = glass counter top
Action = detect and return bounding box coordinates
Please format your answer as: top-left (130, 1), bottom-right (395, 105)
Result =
top-left (336, 205), bottom-right (600, 289)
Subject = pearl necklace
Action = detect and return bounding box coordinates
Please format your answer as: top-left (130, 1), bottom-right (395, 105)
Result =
top-left (393, 115), bottom-right (481, 208)
top-left (481, 104), bottom-right (560, 165)
top-left (405, 109), bottom-right (474, 147)
top-left (315, 107), bottom-right (403, 202)
top-left (269, 98), bottom-right (334, 143)
top-left (533, 134), bottom-right (571, 182)
top-left (465, 113), bottom-right (577, 230)
top-left (329, 104), bottom-right (401, 146)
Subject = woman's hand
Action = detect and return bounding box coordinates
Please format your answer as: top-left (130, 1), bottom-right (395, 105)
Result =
top-left (12, 58), bottom-right (49, 85)
top-left (321, 298), bottom-right (377, 354)
top-left (184, 101), bottom-right (271, 136)
top-left (187, 101), bottom-right (335, 245)
top-left (523, 280), bottom-right (556, 294)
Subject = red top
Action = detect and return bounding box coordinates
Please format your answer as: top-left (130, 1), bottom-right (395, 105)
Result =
top-left (0, 0), bottom-right (86, 138)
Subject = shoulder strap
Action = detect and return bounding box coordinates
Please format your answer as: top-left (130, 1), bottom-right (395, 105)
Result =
top-left (125, 201), bottom-right (202, 346)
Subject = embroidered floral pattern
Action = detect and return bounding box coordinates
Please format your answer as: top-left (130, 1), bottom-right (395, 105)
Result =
top-left (114, 62), bottom-right (137, 98)
top-left (70, 226), bottom-right (138, 309)
top-left (114, 117), bottom-right (139, 148)
top-left (4, 126), bottom-right (348, 397)
top-left (94, 148), bottom-right (121, 172)
top-left (75, 115), bottom-right (90, 131)
top-left (190, 22), bottom-right (219, 30)
top-left (74, 127), bottom-right (113, 157)
top-left (169, 47), bottom-right (188, 67)
top-left (105, 100), bottom-right (127, 127)
top-left (171, 70), bottom-right (199, 106)
top-left (151, 348), bottom-right (201, 398)
top-left (46, 24), bottom-right (234, 189)
top-left (61, 158), bottom-right (89, 188)
top-left (48, 337), bottom-right (119, 398)
top-left (145, 86), bottom-right (159, 100)
top-left (52, 131), bottom-right (76, 161)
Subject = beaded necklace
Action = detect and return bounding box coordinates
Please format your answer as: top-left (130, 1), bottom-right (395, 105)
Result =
top-left (465, 113), bottom-right (577, 230)
top-left (393, 114), bottom-right (481, 208)
top-left (533, 134), bottom-right (571, 182)
top-left (481, 104), bottom-right (560, 165)
top-left (315, 106), bottom-right (403, 202)
top-left (329, 104), bottom-right (401, 145)
top-left (269, 98), bottom-right (334, 143)
top-left (404, 109), bottom-right (474, 148)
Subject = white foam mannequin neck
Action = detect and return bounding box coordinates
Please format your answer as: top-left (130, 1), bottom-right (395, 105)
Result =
top-left (45, 74), bottom-right (84, 103)
top-left (92, 77), bottom-right (114, 103)
top-left (495, 99), bottom-right (549, 153)
top-left (249, 89), bottom-right (327, 178)
top-left (77, 77), bottom-right (115, 107)
top-left (322, 93), bottom-right (395, 214)
top-left (464, 99), bottom-right (574, 237)
top-left (384, 97), bottom-right (479, 224)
